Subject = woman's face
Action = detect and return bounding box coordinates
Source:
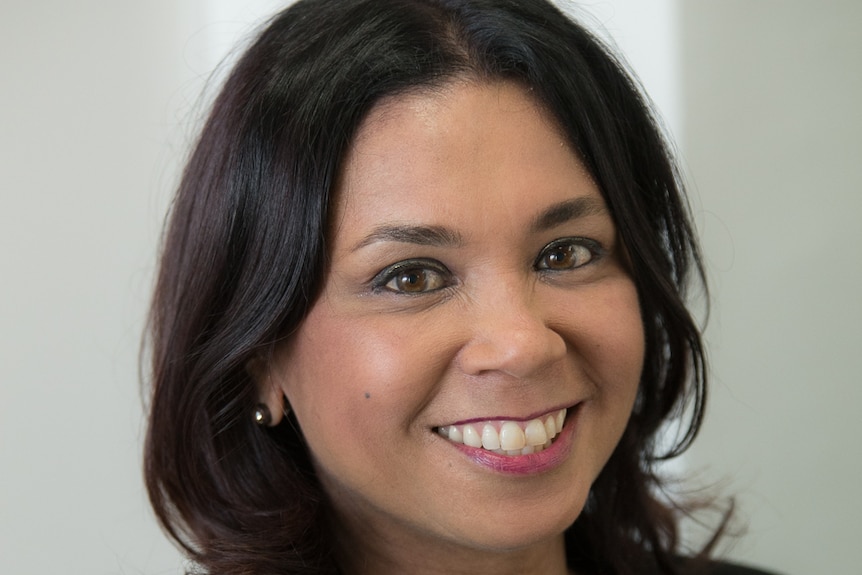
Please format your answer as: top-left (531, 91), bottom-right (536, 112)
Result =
top-left (266, 81), bottom-right (644, 562)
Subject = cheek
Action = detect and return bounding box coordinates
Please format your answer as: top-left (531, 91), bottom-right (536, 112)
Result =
top-left (568, 278), bottom-right (645, 405)
top-left (599, 284), bottom-right (644, 420)
top-left (281, 307), bottom-right (453, 458)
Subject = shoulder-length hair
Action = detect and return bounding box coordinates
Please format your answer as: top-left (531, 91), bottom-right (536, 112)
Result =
top-left (145, 1), bottom-right (708, 573)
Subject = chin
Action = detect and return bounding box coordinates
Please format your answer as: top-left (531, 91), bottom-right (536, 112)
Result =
top-left (443, 489), bottom-right (586, 553)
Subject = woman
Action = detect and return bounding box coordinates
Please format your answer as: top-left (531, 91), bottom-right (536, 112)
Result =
top-left (144, 1), bottom-right (775, 574)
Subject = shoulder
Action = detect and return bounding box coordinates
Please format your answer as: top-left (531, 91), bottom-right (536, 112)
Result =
top-left (652, 557), bottom-right (781, 575)
top-left (692, 560), bottom-right (781, 575)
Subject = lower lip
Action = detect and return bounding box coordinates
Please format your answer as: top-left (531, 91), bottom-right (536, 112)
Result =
top-left (447, 406), bottom-right (579, 475)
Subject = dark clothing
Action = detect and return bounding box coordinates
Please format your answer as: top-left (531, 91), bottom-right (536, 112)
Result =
top-left (634, 557), bottom-right (781, 575)
top-left (707, 562), bottom-right (779, 575)
top-left (665, 559), bottom-right (780, 575)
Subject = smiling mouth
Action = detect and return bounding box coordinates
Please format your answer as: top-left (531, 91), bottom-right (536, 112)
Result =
top-left (436, 408), bottom-right (567, 457)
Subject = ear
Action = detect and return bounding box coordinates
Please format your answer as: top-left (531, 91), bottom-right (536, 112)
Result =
top-left (246, 354), bottom-right (288, 426)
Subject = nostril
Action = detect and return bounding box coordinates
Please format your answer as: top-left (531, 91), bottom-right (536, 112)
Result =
top-left (457, 323), bottom-right (566, 378)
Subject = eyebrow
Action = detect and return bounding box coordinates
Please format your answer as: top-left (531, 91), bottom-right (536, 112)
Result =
top-left (351, 196), bottom-right (606, 252)
top-left (351, 224), bottom-right (463, 252)
top-left (530, 197), bottom-right (607, 233)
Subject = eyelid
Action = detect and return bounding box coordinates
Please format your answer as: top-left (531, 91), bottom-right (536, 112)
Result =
top-left (370, 258), bottom-right (453, 294)
top-left (533, 236), bottom-right (605, 270)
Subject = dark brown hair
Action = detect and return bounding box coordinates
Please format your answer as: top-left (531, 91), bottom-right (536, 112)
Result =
top-left (145, 1), bottom-right (709, 573)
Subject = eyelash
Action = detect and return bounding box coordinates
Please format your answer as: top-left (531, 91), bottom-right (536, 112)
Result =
top-left (371, 237), bottom-right (604, 295)
top-left (371, 259), bottom-right (453, 295)
top-left (533, 237), bottom-right (604, 273)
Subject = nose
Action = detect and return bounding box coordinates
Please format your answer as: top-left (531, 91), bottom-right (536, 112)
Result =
top-left (456, 281), bottom-right (567, 379)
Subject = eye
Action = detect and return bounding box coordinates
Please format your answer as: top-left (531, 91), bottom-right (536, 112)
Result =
top-left (534, 237), bottom-right (600, 271)
top-left (373, 260), bottom-right (451, 294)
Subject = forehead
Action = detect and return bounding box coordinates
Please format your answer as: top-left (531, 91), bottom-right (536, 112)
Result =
top-left (331, 80), bottom-right (601, 245)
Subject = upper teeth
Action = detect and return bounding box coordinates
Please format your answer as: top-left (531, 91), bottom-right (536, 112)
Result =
top-left (437, 408), bottom-right (567, 456)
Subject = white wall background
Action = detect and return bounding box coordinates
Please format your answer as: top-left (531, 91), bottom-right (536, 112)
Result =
top-left (679, 3), bottom-right (862, 574)
top-left (1, 1), bottom-right (857, 573)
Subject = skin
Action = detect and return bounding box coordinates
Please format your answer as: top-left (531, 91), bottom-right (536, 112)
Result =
top-left (260, 80), bottom-right (645, 575)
